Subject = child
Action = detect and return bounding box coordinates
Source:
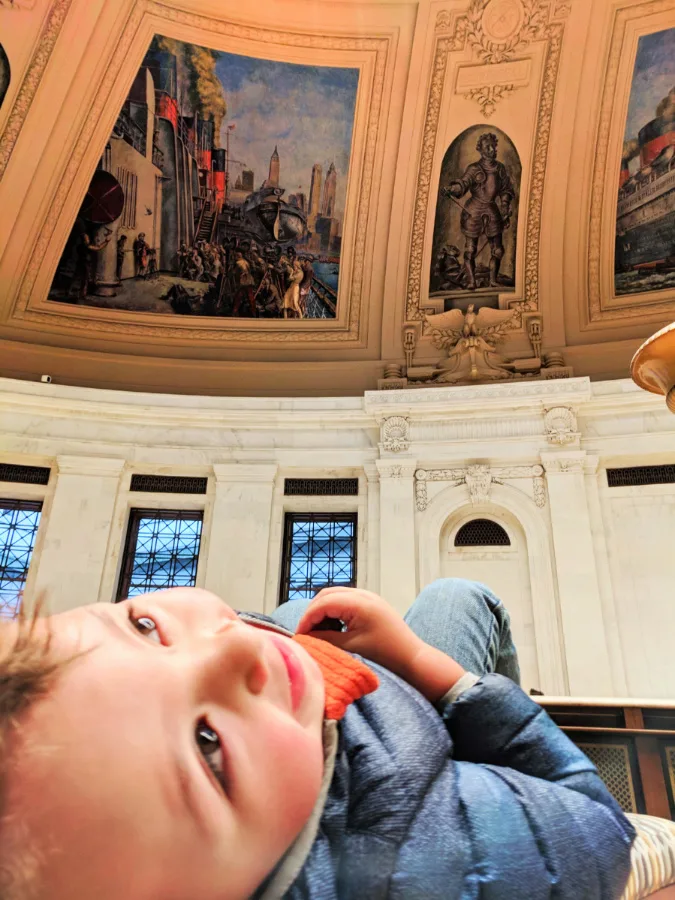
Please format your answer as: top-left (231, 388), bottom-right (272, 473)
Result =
top-left (0, 580), bottom-right (634, 900)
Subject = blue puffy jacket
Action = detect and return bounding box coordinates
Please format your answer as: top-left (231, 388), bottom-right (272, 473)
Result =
top-left (238, 611), bottom-right (635, 900)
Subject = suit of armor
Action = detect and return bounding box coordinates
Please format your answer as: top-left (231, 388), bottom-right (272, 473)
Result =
top-left (444, 138), bottom-right (514, 290)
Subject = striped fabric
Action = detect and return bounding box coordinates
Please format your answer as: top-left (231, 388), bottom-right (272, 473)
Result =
top-left (621, 814), bottom-right (675, 899)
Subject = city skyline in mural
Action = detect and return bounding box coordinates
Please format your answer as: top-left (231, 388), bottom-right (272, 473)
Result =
top-left (616, 26), bottom-right (675, 296)
top-left (47, 36), bottom-right (358, 320)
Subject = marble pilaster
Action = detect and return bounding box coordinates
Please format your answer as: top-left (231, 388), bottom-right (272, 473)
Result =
top-left (375, 458), bottom-right (417, 615)
top-left (203, 463), bottom-right (278, 612)
top-left (541, 451), bottom-right (613, 695)
top-left (32, 456), bottom-right (125, 612)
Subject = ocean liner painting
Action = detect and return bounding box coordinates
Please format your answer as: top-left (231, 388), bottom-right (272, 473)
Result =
top-left (616, 27), bottom-right (675, 296)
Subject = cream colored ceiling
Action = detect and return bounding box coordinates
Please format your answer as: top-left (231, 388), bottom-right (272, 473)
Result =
top-left (0, 0), bottom-right (674, 396)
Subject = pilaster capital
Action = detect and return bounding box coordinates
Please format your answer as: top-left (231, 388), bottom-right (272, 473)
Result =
top-left (540, 450), bottom-right (587, 475)
top-left (375, 458), bottom-right (418, 480)
top-left (212, 463), bottom-right (278, 485)
top-left (363, 462), bottom-right (380, 483)
top-left (55, 455), bottom-right (126, 478)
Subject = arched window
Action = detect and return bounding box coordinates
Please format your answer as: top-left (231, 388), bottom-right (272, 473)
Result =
top-left (454, 519), bottom-right (510, 547)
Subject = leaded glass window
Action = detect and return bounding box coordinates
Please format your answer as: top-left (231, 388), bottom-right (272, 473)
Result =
top-left (0, 499), bottom-right (42, 619)
top-left (279, 514), bottom-right (357, 605)
top-left (117, 509), bottom-right (203, 601)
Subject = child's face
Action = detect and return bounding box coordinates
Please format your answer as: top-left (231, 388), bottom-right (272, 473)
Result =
top-left (5, 588), bottom-right (326, 900)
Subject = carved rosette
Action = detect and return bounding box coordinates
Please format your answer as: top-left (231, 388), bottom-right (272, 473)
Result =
top-left (381, 416), bottom-right (410, 453)
top-left (543, 406), bottom-right (579, 446)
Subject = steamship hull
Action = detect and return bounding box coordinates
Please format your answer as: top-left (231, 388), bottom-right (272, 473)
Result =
top-left (616, 169), bottom-right (675, 271)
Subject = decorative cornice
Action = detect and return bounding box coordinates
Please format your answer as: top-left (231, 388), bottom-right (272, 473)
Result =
top-left (10, 1), bottom-right (389, 345)
top-left (0, 0), bottom-right (74, 180)
top-left (365, 376), bottom-right (592, 412)
top-left (405, 0), bottom-right (570, 322)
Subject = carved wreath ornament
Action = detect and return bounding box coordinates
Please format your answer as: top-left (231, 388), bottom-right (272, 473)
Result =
top-left (462, 0), bottom-right (561, 65)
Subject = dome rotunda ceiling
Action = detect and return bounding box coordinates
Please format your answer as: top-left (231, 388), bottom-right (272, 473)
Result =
top-left (1, 0), bottom-right (674, 396)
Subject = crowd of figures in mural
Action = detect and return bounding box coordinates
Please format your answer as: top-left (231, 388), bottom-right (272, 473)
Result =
top-left (616, 27), bottom-right (675, 296)
top-left (429, 126), bottom-right (521, 310)
top-left (48, 36), bottom-right (358, 319)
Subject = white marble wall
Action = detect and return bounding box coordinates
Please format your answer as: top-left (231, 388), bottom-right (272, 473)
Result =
top-left (1, 375), bottom-right (674, 699)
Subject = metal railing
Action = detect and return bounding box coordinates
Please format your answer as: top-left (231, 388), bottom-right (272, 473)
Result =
top-left (113, 108), bottom-right (146, 157)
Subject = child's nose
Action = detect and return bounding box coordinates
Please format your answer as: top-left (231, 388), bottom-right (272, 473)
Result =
top-left (199, 620), bottom-right (269, 700)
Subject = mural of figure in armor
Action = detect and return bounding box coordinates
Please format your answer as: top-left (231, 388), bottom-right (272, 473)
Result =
top-left (442, 133), bottom-right (514, 291)
top-left (429, 125), bottom-right (521, 303)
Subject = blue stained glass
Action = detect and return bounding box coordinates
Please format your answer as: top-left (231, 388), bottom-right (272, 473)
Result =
top-left (0, 502), bottom-right (42, 619)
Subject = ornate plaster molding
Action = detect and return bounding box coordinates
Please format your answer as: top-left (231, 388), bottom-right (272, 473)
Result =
top-left (405, 0), bottom-right (570, 323)
top-left (0, 0), bottom-right (74, 180)
top-left (380, 416), bottom-right (410, 453)
top-left (543, 406), bottom-right (579, 445)
top-left (461, 82), bottom-right (519, 117)
top-left (10, 0), bottom-right (389, 345)
top-left (588, 0), bottom-right (675, 323)
top-left (415, 463), bottom-right (546, 510)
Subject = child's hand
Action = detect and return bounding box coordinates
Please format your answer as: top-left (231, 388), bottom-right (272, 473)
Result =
top-left (296, 586), bottom-right (467, 703)
top-left (295, 587), bottom-right (423, 680)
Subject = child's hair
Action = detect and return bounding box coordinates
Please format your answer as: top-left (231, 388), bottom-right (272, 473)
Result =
top-left (0, 601), bottom-right (78, 900)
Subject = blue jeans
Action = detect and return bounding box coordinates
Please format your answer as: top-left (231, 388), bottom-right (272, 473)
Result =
top-left (270, 578), bottom-right (521, 685)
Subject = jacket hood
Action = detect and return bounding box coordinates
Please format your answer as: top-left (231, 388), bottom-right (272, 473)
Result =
top-left (237, 611), bottom-right (339, 900)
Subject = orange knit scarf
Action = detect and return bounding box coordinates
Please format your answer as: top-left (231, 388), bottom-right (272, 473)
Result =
top-left (292, 633), bottom-right (380, 720)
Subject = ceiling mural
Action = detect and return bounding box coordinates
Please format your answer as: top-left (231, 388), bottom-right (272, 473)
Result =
top-left (616, 27), bottom-right (675, 298)
top-left (47, 34), bottom-right (358, 321)
top-left (429, 126), bottom-right (520, 310)
top-left (2, 0), bottom-right (675, 396)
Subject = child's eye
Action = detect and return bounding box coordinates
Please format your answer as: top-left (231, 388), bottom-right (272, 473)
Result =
top-left (196, 718), bottom-right (228, 794)
top-left (129, 612), bottom-right (162, 644)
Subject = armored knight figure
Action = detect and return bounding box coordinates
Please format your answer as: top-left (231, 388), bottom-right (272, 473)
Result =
top-left (442, 132), bottom-right (514, 291)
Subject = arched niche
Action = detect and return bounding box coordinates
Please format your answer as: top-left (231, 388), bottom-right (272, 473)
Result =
top-left (0, 44), bottom-right (9, 111)
top-left (429, 125), bottom-right (521, 305)
top-left (440, 508), bottom-right (539, 694)
top-left (418, 481), bottom-right (567, 695)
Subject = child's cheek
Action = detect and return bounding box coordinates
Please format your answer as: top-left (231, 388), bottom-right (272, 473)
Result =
top-left (263, 717), bottom-right (324, 830)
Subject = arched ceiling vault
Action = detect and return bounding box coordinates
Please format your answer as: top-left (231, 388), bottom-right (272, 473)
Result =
top-left (0, 0), bottom-right (674, 396)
